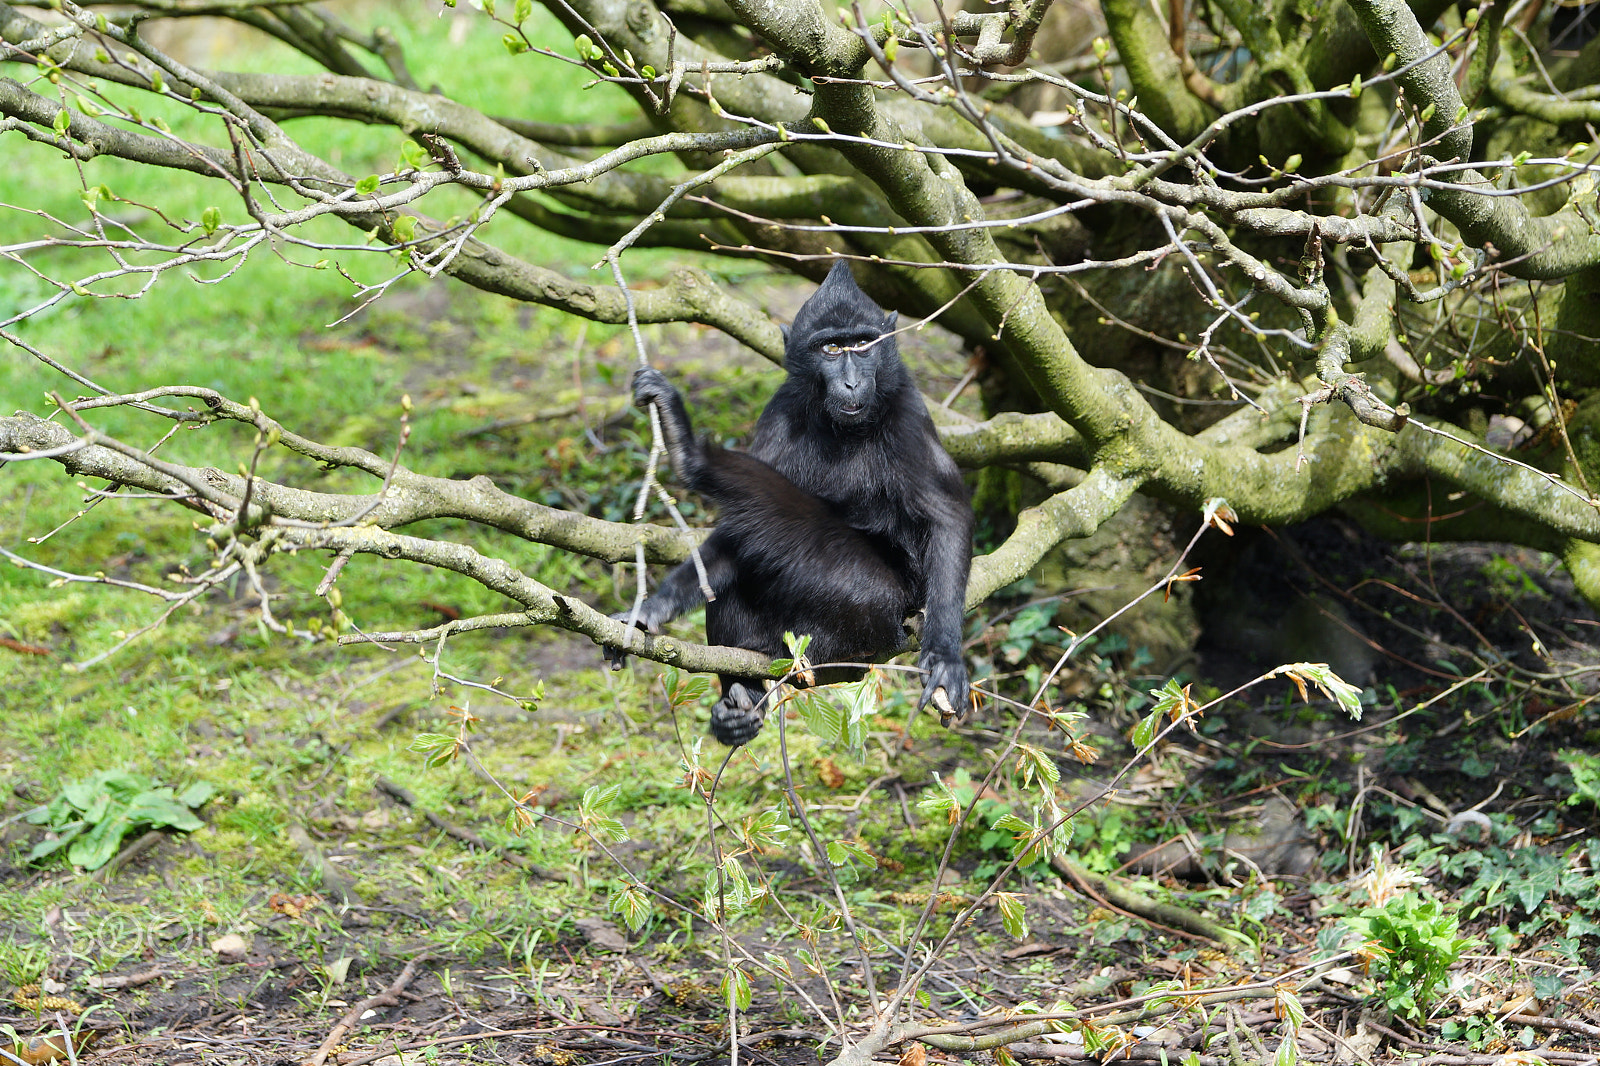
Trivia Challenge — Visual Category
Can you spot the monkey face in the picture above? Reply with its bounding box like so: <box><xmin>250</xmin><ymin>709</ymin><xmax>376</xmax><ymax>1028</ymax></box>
<box><xmin>785</xmin><ymin>261</ymin><xmax>901</xmax><ymax>427</ymax></box>
<box><xmin>816</xmin><ymin>333</ymin><xmax>889</xmax><ymax>424</ymax></box>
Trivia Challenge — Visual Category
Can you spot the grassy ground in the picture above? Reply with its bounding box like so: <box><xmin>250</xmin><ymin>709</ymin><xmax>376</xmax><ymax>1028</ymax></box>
<box><xmin>3</xmin><ymin>5</ymin><xmax>1600</xmax><ymax>1066</ymax></box>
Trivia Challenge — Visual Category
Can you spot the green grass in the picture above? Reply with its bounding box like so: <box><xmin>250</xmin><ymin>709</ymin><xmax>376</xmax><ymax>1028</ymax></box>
<box><xmin>0</xmin><ymin>3</ymin><xmax>785</xmax><ymax>958</ymax></box>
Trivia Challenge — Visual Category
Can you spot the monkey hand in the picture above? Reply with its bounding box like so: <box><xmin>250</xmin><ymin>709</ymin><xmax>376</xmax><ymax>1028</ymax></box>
<box><xmin>603</xmin><ymin>612</ymin><xmax>653</xmax><ymax>671</ymax></box>
<box><xmin>631</xmin><ymin>366</ymin><xmax>678</xmax><ymax>411</ymax></box>
<box><xmin>918</xmin><ymin>653</ymin><xmax>971</xmax><ymax>728</ymax></box>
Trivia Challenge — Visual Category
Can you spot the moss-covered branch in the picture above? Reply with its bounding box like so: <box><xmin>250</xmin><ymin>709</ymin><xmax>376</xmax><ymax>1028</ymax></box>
<box><xmin>1348</xmin><ymin>0</ymin><xmax>1600</xmax><ymax>279</ymax></box>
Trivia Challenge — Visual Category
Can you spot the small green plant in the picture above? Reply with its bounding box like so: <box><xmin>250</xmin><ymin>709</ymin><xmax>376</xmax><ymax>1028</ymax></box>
<box><xmin>0</xmin><ymin>940</ymin><xmax>46</xmax><ymax>987</ymax></box>
<box><xmin>26</xmin><ymin>770</ymin><xmax>214</xmax><ymax>871</ymax></box>
<box><xmin>1439</xmin><ymin>1014</ymin><xmax>1501</xmax><ymax>1050</ymax></box>
<box><xmin>1558</xmin><ymin>750</ymin><xmax>1600</xmax><ymax>809</ymax></box>
<box><xmin>1348</xmin><ymin>894</ymin><xmax>1471</xmax><ymax>1021</ymax></box>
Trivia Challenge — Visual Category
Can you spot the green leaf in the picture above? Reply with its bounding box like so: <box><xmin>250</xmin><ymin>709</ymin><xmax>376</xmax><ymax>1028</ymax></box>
<box><xmin>795</xmin><ymin>689</ymin><xmax>845</xmax><ymax>745</ymax></box>
<box><xmin>721</xmin><ymin>966</ymin><xmax>752</xmax><ymax>1011</ymax></box>
<box><xmin>513</xmin><ymin>0</ymin><xmax>533</xmax><ymax>22</ymax></box>
<box><xmin>123</xmin><ymin>791</ymin><xmax>203</xmax><ymax>832</ymax></box>
<box><xmin>354</xmin><ymin>174</ymin><xmax>381</xmax><ymax>196</ymax></box>
<box><xmin>27</xmin><ymin>823</ymin><xmax>85</xmax><ymax>863</ymax></box>
<box><xmin>916</xmin><ymin>773</ymin><xmax>958</xmax><ymax>817</ymax></box>
<box><xmin>408</xmin><ymin>733</ymin><xmax>460</xmax><ymax>767</ymax></box>
<box><xmin>1014</xmin><ymin>744</ymin><xmax>1060</xmax><ymax>789</ymax></box>
<box><xmin>400</xmin><ymin>140</ymin><xmax>428</xmax><ymax>170</ymax></box>
<box><xmin>392</xmin><ymin>215</ymin><xmax>417</xmax><ymax>243</ymax></box>
<box><xmin>587</xmin><ymin>815</ymin><xmax>627</xmax><ymax>844</ymax></box>
<box><xmin>1275</xmin><ymin>987</ymin><xmax>1307</xmax><ymax>1031</ymax></box>
<box><xmin>1511</xmin><ymin>853</ymin><xmax>1563</xmax><ymax>913</ymax></box>
<box><xmin>201</xmin><ymin>206</ymin><xmax>221</xmax><ymax>236</ymax></box>
<box><xmin>1131</xmin><ymin>705</ymin><xmax>1162</xmax><ymax>749</ymax></box>
<box><xmin>836</xmin><ymin>677</ymin><xmax>879</xmax><ymax>728</ymax></box>
<box><xmin>178</xmin><ymin>782</ymin><xmax>215</xmax><ymax>808</ymax></box>
<box><xmin>575</xmin><ymin>33</ymin><xmax>595</xmax><ymax>60</ymax></box>
<box><xmin>1274</xmin><ymin>663</ymin><xmax>1364</xmax><ymax>719</ymax></box>
<box><xmin>63</xmin><ymin>781</ymin><xmax>101</xmax><ymax>812</ymax></box>
<box><xmin>742</xmin><ymin>809</ymin><xmax>790</xmax><ymax>852</ymax></box>
<box><xmin>663</xmin><ymin>666</ymin><xmax>711</xmax><ymax>708</ymax></box>
<box><xmin>100</xmin><ymin>770</ymin><xmax>150</xmax><ymax>797</ymax></box>
<box><xmin>581</xmin><ymin>782</ymin><xmax>622</xmax><ymax>815</ymax></box>
<box><xmin>608</xmin><ymin>882</ymin><xmax>651</xmax><ymax>931</ymax></box>
<box><xmin>503</xmin><ymin>34</ymin><xmax>529</xmax><ymax>55</ymax></box>
<box><xmin>69</xmin><ymin>814</ymin><xmax>131</xmax><ymax>870</ymax></box>
<box><xmin>826</xmin><ymin>838</ymin><xmax>877</xmax><ymax>869</ymax></box>
<box><xmin>51</xmin><ymin>109</ymin><xmax>70</xmax><ymax>136</ymax></box>
<box><xmin>996</xmin><ymin>893</ymin><xmax>1028</xmax><ymax>939</ymax></box>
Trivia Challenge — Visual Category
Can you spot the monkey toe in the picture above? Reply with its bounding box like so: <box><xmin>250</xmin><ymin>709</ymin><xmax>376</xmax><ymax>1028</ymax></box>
<box><xmin>710</xmin><ymin>683</ymin><xmax>767</xmax><ymax>746</ymax></box>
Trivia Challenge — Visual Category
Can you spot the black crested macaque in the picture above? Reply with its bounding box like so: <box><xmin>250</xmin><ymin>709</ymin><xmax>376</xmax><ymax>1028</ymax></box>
<box><xmin>608</xmin><ymin>262</ymin><xmax>974</xmax><ymax>746</ymax></box>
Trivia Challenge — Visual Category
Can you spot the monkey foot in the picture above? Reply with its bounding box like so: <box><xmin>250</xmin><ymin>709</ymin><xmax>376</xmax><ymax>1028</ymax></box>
<box><xmin>710</xmin><ymin>682</ymin><xmax>767</xmax><ymax>746</ymax></box>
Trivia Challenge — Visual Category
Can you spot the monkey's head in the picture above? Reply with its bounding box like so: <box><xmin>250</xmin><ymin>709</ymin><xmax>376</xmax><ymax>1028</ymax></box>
<box><xmin>782</xmin><ymin>262</ymin><xmax>903</xmax><ymax>428</ymax></box>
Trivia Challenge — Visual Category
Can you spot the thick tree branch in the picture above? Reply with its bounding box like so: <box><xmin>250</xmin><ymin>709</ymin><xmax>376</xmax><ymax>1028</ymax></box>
<box><xmin>0</xmin><ymin>410</ymin><xmax>697</xmax><ymax>564</ymax></box>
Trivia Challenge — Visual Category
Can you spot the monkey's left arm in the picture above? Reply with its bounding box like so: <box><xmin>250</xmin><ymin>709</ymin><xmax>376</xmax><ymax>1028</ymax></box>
<box><xmin>917</xmin><ymin>490</ymin><xmax>974</xmax><ymax>724</ymax></box>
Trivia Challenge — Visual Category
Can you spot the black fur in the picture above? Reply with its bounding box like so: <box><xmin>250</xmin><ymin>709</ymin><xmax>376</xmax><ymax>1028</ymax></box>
<box><xmin>608</xmin><ymin>262</ymin><xmax>974</xmax><ymax>746</ymax></box>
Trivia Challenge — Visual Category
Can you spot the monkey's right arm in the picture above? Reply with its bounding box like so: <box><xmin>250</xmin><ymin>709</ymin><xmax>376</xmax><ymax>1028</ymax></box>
<box><xmin>631</xmin><ymin>367</ymin><xmax>711</xmax><ymax>490</ymax></box>
<box><xmin>605</xmin><ymin>369</ymin><xmax>731</xmax><ymax>670</ymax></box>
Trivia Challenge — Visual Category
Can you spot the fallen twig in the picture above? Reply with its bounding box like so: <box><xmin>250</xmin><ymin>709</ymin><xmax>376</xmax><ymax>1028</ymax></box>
<box><xmin>0</xmin><ymin>637</ymin><xmax>48</xmax><ymax>656</ymax></box>
<box><xmin>1503</xmin><ymin>1013</ymin><xmax>1600</xmax><ymax>1039</ymax></box>
<box><xmin>86</xmin><ymin>967</ymin><xmax>164</xmax><ymax>991</ymax></box>
<box><xmin>1007</xmin><ymin>1045</ymin><xmax>1223</xmax><ymax>1064</ymax></box>
<box><xmin>305</xmin><ymin>954</ymin><xmax>426</xmax><ymax>1066</ymax></box>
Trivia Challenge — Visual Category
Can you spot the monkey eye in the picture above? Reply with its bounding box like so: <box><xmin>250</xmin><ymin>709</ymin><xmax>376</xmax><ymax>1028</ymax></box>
<box><xmin>821</xmin><ymin>343</ymin><xmax>843</xmax><ymax>356</ymax></box>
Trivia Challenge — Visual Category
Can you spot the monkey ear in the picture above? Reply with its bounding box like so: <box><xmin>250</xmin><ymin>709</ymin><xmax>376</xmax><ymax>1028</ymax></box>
<box><xmin>780</xmin><ymin>323</ymin><xmax>790</xmax><ymax>342</ymax></box>
<box><xmin>883</xmin><ymin>311</ymin><xmax>897</xmax><ymax>333</ymax></box>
